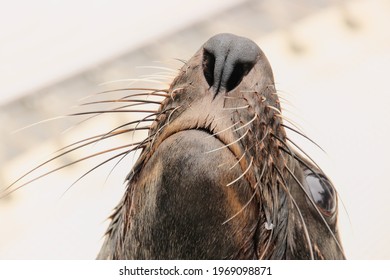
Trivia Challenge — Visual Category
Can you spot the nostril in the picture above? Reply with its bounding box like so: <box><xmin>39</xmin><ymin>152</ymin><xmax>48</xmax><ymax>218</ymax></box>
<box><xmin>226</xmin><ymin>62</ymin><xmax>254</xmax><ymax>92</ymax></box>
<box><xmin>202</xmin><ymin>50</ymin><xmax>215</xmax><ymax>88</ymax></box>
<box><xmin>203</xmin><ymin>49</ymin><xmax>255</xmax><ymax>93</ymax></box>
<box><xmin>203</xmin><ymin>34</ymin><xmax>261</xmax><ymax>95</ymax></box>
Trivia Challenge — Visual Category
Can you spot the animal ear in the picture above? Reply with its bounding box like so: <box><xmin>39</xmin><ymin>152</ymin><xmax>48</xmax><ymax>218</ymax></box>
<box><xmin>302</xmin><ymin>167</ymin><xmax>337</xmax><ymax>218</ymax></box>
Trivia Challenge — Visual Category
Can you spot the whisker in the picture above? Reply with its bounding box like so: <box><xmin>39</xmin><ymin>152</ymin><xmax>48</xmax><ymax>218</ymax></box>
<box><xmin>166</xmin><ymin>106</ymin><xmax>181</xmax><ymax>124</ymax></box>
<box><xmin>275</xmin><ymin>94</ymin><xmax>289</xmax><ymax>102</ymax></box>
<box><xmin>61</xmin><ymin>100</ymin><xmax>160</xmax><ymax>135</ymax></box>
<box><xmin>270</xmin><ymin>133</ymin><xmax>295</xmax><ymax>161</ymax></box>
<box><xmin>256</xmin><ymin>159</ymin><xmax>268</xmax><ymax>183</ymax></box>
<box><xmin>69</xmin><ymin>109</ymin><xmax>158</xmax><ymax>116</ymax></box>
<box><xmin>169</xmin><ymin>87</ymin><xmax>184</xmax><ymax>101</ymax></box>
<box><xmin>257</xmin><ymin>129</ymin><xmax>270</xmax><ymax>145</ymax></box>
<box><xmin>285</xmin><ymin>137</ymin><xmax>324</xmax><ymax>173</ymax></box>
<box><xmin>279</xmin><ymin>145</ymin><xmax>348</xmax><ymax>222</ymax></box>
<box><xmin>135</xmin><ymin>65</ymin><xmax>178</xmax><ymax>73</ymax></box>
<box><xmin>90</xmin><ymin>86</ymin><xmax>164</xmax><ymax>105</ymax></box>
<box><xmin>229</xmin><ymin>149</ymin><xmax>247</xmax><ymax>170</ymax></box>
<box><xmin>61</xmin><ymin>114</ymin><xmax>101</xmax><ymax>135</ymax></box>
<box><xmin>218</xmin><ymin>147</ymin><xmax>247</xmax><ymax>169</ymax></box>
<box><xmin>233</xmin><ymin>115</ymin><xmax>257</xmax><ymax>132</ymax></box>
<box><xmin>266</xmin><ymin>105</ymin><xmax>282</xmax><ymax>115</ymax></box>
<box><xmin>97</xmin><ymin>88</ymin><xmax>168</xmax><ymax>95</ymax></box>
<box><xmin>100</xmin><ymin>113</ymin><xmax>157</xmax><ymax>142</ymax></box>
<box><xmin>276</xmin><ymin>114</ymin><xmax>304</xmax><ymax>132</ymax></box>
<box><xmin>60</xmin><ymin>147</ymin><xmax>140</xmax><ymax>198</ymax></box>
<box><xmin>229</xmin><ymin>130</ymin><xmax>268</xmax><ymax>173</ymax></box>
<box><xmin>140</xmin><ymin>74</ymin><xmax>175</xmax><ymax>80</ymax></box>
<box><xmin>280</xmin><ymin>147</ymin><xmax>321</xmax><ymax>180</ymax></box>
<box><xmin>257</xmin><ymin>184</ymin><xmax>274</xmax><ymax>259</ymax></box>
<box><xmin>76</xmin><ymin>139</ymin><xmax>152</xmax><ymax>201</ymax></box>
<box><xmin>7</xmin><ymin>109</ymin><xmax>165</xmax><ymax>191</ymax></box>
<box><xmin>226</xmin><ymin>157</ymin><xmax>253</xmax><ymax>186</ymax></box>
<box><xmin>222</xmin><ymin>184</ymin><xmax>258</xmax><ymax>225</ymax></box>
<box><xmin>273</xmin><ymin>164</ymin><xmax>314</xmax><ymax>260</ymax></box>
<box><xmin>58</xmin><ymin>123</ymin><xmax>151</xmax><ymax>153</ymax></box>
<box><xmin>129</xmin><ymin>132</ymin><xmax>159</xmax><ymax>169</ymax></box>
<box><xmin>205</xmin><ymin>121</ymin><xmax>240</xmax><ymax>139</ymax></box>
<box><xmin>11</xmin><ymin>116</ymin><xmax>67</xmax><ymax>134</ymax></box>
<box><xmin>282</xmin><ymin>124</ymin><xmax>325</xmax><ymax>153</ymax></box>
<box><xmin>98</xmin><ymin>78</ymin><xmax>168</xmax><ymax>86</ymax></box>
<box><xmin>79</xmin><ymin>99</ymin><xmax>162</xmax><ymax>106</ymax></box>
<box><xmin>102</xmin><ymin>125</ymin><xmax>167</xmax><ymax>186</ymax></box>
<box><xmin>119</xmin><ymin>92</ymin><xmax>169</xmax><ymax>100</ymax></box>
<box><xmin>4</xmin><ymin>129</ymin><xmax>145</xmax><ymax>193</ymax></box>
<box><xmin>205</xmin><ymin>129</ymin><xmax>249</xmax><ymax>154</ymax></box>
<box><xmin>259</xmin><ymin>227</ymin><xmax>274</xmax><ymax>260</ymax></box>
<box><xmin>131</xmin><ymin>111</ymin><xmax>170</xmax><ymax>145</ymax></box>
<box><xmin>70</xmin><ymin>103</ymin><xmax>159</xmax><ymax>126</ymax></box>
<box><xmin>271</xmin><ymin>132</ymin><xmax>304</xmax><ymax>176</ymax></box>
<box><xmin>223</xmin><ymin>105</ymin><xmax>250</xmax><ymax>110</ymax></box>
<box><xmin>149</xmin><ymin>122</ymin><xmax>169</xmax><ymax>149</ymax></box>
<box><xmin>173</xmin><ymin>58</ymin><xmax>187</xmax><ymax>65</ymax></box>
<box><xmin>223</xmin><ymin>95</ymin><xmax>246</xmax><ymax>100</ymax></box>
<box><xmin>285</xmin><ymin>165</ymin><xmax>346</xmax><ymax>259</ymax></box>
<box><xmin>133</xmin><ymin>107</ymin><xmax>178</xmax><ymax>161</ymax></box>
<box><xmin>1</xmin><ymin>142</ymin><xmax>144</xmax><ymax>199</ymax></box>
<box><xmin>103</xmin><ymin>152</ymin><xmax>130</xmax><ymax>186</ymax></box>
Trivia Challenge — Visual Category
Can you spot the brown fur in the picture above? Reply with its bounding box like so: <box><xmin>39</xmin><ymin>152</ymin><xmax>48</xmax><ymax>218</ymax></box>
<box><xmin>97</xmin><ymin>34</ymin><xmax>345</xmax><ymax>259</ymax></box>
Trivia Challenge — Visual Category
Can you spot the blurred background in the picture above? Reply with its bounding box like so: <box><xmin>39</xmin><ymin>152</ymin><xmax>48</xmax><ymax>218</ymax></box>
<box><xmin>0</xmin><ymin>0</ymin><xmax>389</xmax><ymax>259</ymax></box>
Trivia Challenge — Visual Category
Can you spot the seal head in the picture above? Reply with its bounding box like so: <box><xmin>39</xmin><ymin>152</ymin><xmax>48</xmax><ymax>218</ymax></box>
<box><xmin>97</xmin><ymin>33</ymin><xmax>345</xmax><ymax>260</ymax></box>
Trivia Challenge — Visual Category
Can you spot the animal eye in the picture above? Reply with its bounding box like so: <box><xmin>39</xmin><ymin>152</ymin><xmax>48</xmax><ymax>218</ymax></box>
<box><xmin>305</xmin><ymin>173</ymin><xmax>337</xmax><ymax>217</ymax></box>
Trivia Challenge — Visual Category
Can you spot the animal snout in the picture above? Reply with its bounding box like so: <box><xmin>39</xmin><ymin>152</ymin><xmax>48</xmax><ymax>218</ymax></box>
<box><xmin>202</xmin><ymin>33</ymin><xmax>260</xmax><ymax>95</ymax></box>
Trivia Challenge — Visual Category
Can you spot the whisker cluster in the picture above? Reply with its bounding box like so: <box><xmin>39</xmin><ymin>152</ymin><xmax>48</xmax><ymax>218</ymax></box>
<box><xmin>1</xmin><ymin>87</ymin><xmax>170</xmax><ymax>199</ymax></box>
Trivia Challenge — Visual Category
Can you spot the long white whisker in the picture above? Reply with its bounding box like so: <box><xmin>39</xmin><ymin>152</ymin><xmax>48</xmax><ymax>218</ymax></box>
<box><xmin>233</xmin><ymin>115</ymin><xmax>257</xmax><ymax>132</ymax></box>
<box><xmin>136</xmin><ymin>66</ymin><xmax>178</xmax><ymax>73</ymax></box>
<box><xmin>273</xmin><ymin>165</ymin><xmax>314</xmax><ymax>260</ymax></box>
<box><xmin>226</xmin><ymin>157</ymin><xmax>253</xmax><ymax>186</ymax></box>
<box><xmin>229</xmin><ymin>150</ymin><xmax>247</xmax><ymax>170</ymax></box>
<box><xmin>223</xmin><ymin>105</ymin><xmax>250</xmax><ymax>110</ymax></box>
<box><xmin>267</xmin><ymin>105</ymin><xmax>282</xmax><ymax>115</ymax></box>
<box><xmin>205</xmin><ymin>129</ymin><xmax>249</xmax><ymax>154</ymax></box>
<box><xmin>205</xmin><ymin>121</ymin><xmax>240</xmax><ymax>139</ymax></box>
<box><xmin>98</xmin><ymin>78</ymin><xmax>167</xmax><ymax>87</ymax></box>
<box><xmin>222</xmin><ymin>184</ymin><xmax>258</xmax><ymax>225</ymax></box>
<box><xmin>11</xmin><ymin>116</ymin><xmax>67</xmax><ymax>134</ymax></box>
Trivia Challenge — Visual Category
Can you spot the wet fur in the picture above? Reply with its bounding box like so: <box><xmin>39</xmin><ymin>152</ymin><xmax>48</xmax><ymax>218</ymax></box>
<box><xmin>5</xmin><ymin>34</ymin><xmax>345</xmax><ymax>260</ymax></box>
<box><xmin>97</xmin><ymin>34</ymin><xmax>345</xmax><ymax>259</ymax></box>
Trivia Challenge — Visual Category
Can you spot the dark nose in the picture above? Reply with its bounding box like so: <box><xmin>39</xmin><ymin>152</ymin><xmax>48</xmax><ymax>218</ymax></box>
<box><xmin>202</xmin><ymin>33</ymin><xmax>260</xmax><ymax>95</ymax></box>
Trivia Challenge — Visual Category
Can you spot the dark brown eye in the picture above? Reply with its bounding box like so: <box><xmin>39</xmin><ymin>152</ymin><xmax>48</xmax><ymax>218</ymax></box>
<box><xmin>305</xmin><ymin>173</ymin><xmax>337</xmax><ymax>217</ymax></box>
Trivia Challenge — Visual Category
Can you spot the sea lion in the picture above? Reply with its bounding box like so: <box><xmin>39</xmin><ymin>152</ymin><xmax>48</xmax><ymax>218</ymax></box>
<box><xmin>96</xmin><ymin>33</ymin><xmax>345</xmax><ymax>260</ymax></box>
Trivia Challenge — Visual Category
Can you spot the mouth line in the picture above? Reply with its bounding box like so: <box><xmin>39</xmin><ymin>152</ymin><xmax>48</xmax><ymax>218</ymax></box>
<box><xmin>156</xmin><ymin>126</ymin><xmax>238</xmax><ymax>160</ymax></box>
